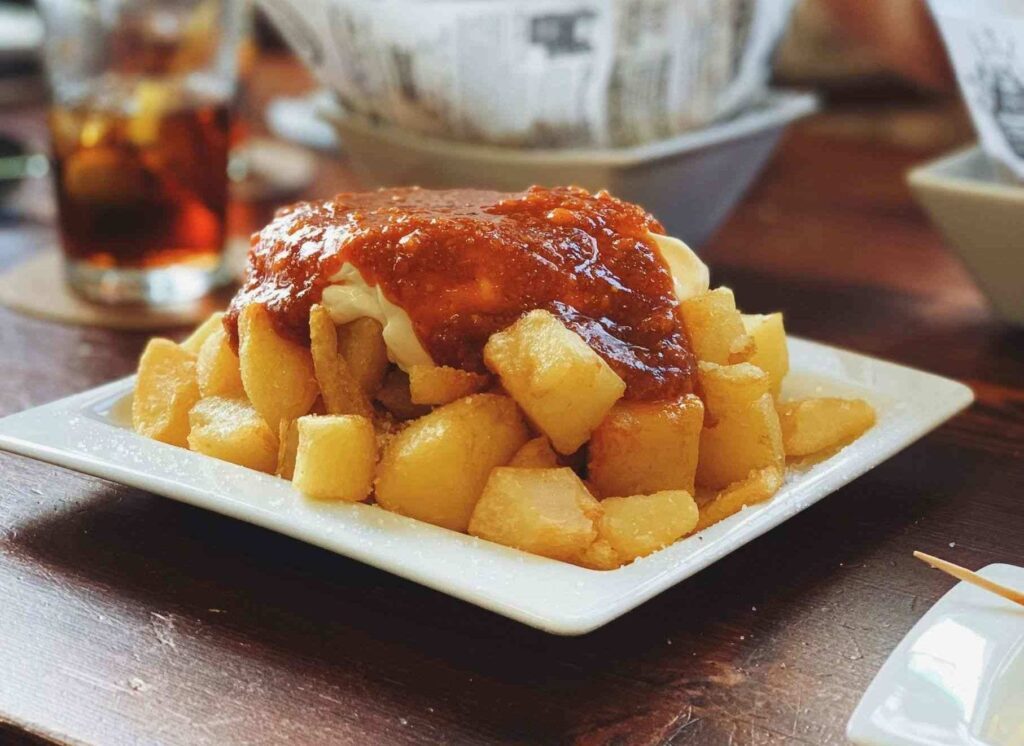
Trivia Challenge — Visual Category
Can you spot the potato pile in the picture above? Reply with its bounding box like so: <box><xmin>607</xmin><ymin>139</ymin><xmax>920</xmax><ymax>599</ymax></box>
<box><xmin>132</xmin><ymin>287</ymin><xmax>876</xmax><ymax>570</ymax></box>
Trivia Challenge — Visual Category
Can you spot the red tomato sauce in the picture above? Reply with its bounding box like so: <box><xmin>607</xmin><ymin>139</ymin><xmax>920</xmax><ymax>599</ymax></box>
<box><xmin>225</xmin><ymin>186</ymin><xmax>696</xmax><ymax>400</ymax></box>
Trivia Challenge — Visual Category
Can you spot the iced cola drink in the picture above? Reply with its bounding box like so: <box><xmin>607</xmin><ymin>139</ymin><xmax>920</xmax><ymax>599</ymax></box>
<box><xmin>38</xmin><ymin>0</ymin><xmax>244</xmax><ymax>304</ymax></box>
<box><xmin>51</xmin><ymin>87</ymin><xmax>230</xmax><ymax>272</ymax></box>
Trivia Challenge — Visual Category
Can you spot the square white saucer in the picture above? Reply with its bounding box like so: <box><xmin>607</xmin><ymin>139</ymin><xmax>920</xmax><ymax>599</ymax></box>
<box><xmin>848</xmin><ymin>564</ymin><xmax>1024</xmax><ymax>746</ymax></box>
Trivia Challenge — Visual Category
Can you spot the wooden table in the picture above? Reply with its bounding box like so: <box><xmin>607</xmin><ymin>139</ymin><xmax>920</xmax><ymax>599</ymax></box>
<box><xmin>2</xmin><ymin>59</ymin><xmax>1021</xmax><ymax>745</ymax></box>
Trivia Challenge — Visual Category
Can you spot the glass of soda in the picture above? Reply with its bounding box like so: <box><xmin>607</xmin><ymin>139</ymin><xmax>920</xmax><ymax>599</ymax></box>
<box><xmin>37</xmin><ymin>0</ymin><xmax>245</xmax><ymax>305</ymax></box>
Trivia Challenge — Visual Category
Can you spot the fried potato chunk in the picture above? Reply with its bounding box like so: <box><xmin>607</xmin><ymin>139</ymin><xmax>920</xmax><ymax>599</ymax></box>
<box><xmin>597</xmin><ymin>490</ymin><xmax>699</xmax><ymax>563</ymax></box>
<box><xmin>132</xmin><ymin>338</ymin><xmax>201</xmax><ymax>447</ymax></box>
<box><xmin>695</xmin><ymin>466</ymin><xmax>783</xmax><ymax>532</ymax></box>
<box><xmin>508</xmin><ymin>437</ymin><xmax>559</xmax><ymax>468</ymax></box>
<box><xmin>276</xmin><ymin>419</ymin><xmax>299</xmax><ymax>480</ymax></box>
<box><xmin>696</xmin><ymin>362</ymin><xmax>784</xmax><ymax>489</ymax></box>
<box><xmin>309</xmin><ymin>305</ymin><xmax>373</xmax><ymax>417</ymax></box>
<box><xmin>337</xmin><ymin>317</ymin><xmax>389</xmax><ymax>396</ymax></box>
<box><xmin>238</xmin><ymin>303</ymin><xmax>319</xmax><ymax>431</ymax></box>
<box><xmin>196</xmin><ymin>326</ymin><xmax>245</xmax><ymax>399</ymax></box>
<box><xmin>778</xmin><ymin>397</ymin><xmax>876</xmax><ymax>457</ymax></box>
<box><xmin>700</xmin><ymin>360</ymin><xmax>771</xmax><ymax>413</ymax></box>
<box><xmin>483</xmin><ymin>309</ymin><xmax>626</xmax><ymax>454</ymax></box>
<box><xmin>409</xmin><ymin>364</ymin><xmax>490</xmax><ymax>405</ymax></box>
<box><xmin>179</xmin><ymin>312</ymin><xmax>225</xmax><ymax>355</ymax></box>
<box><xmin>468</xmin><ymin>467</ymin><xmax>600</xmax><ymax>562</ymax></box>
<box><xmin>575</xmin><ymin>538</ymin><xmax>622</xmax><ymax>571</ymax></box>
<box><xmin>293</xmin><ymin>415</ymin><xmax>377</xmax><ymax>502</ymax></box>
<box><xmin>588</xmin><ymin>394</ymin><xmax>704</xmax><ymax>497</ymax></box>
<box><xmin>680</xmin><ymin>287</ymin><xmax>754</xmax><ymax>365</ymax></box>
<box><xmin>375</xmin><ymin>394</ymin><xmax>529</xmax><ymax>531</ymax></box>
<box><xmin>375</xmin><ymin>368</ymin><xmax>431</xmax><ymax>420</ymax></box>
<box><xmin>187</xmin><ymin>396</ymin><xmax>278</xmax><ymax>473</ymax></box>
<box><xmin>742</xmin><ymin>312</ymin><xmax>789</xmax><ymax>396</ymax></box>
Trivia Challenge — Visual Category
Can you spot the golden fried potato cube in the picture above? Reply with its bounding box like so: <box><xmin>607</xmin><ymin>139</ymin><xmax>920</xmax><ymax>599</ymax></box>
<box><xmin>132</xmin><ymin>338</ymin><xmax>201</xmax><ymax>447</ymax></box>
<box><xmin>778</xmin><ymin>397</ymin><xmax>876</xmax><ymax>457</ymax></box>
<box><xmin>337</xmin><ymin>317</ymin><xmax>389</xmax><ymax>396</ymax></box>
<box><xmin>699</xmin><ymin>361</ymin><xmax>772</xmax><ymax>415</ymax></box>
<box><xmin>293</xmin><ymin>415</ymin><xmax>377</xmax><ymax>502</ymax></box>
<box><xmin>238</xmin><ymin>303</ymin><xmax>319</xmax><ymax>431</ymax></box>
<box><xmin>742</xmin><ymin>312</ymin><xmax>789</xmax><ymax>396</ymax></box>
<box><xmin>196</xmin><ymin>326</ymin><xmax>245</xmax><ymax>399</ymax></box>
<box><xmin>597</xmin><ymin>490</ymin><xmax>699</xmax><ymax>563</ymax></box>
<box><xmin>409</xmin><ymin>364</ymin><xmax>491</xmax><ymax>405</ymax></box>
<box><xmin>375</xmin><ymin>394</ymin><xmax>529</xmax><ymax>531</ymax></box>
<box><xmin>574</xmin><ymin>538</ymin><xmax>622</xmax><ymax>571</ymax></box>
<box><xmin>509</xmin><ymin>436</ymin><xmax>559</xmax><ymax>468</ymax></box>
<box><xmin>468</xmin><ymin>467</ymin><xmax>600</xmax><ymax>562</ymax></box>
<box><xmin>680</xmin><ymin>287</ymin><xmax>754</xmax><ymax>364</ymax></box>
<box><xmin>309</xmin><ymin>305</ymin><xmax>373</xmax><ymax>417</ymax></box>
<box><xmin>187</xmin><ymin>396</ymin><xmax>279</xmax><ymax>473</ymax></box>
<box><xmin>375</xmin><ymin>368</ymin><xmax>431</xmax><ymax>420</ymax></box>
<box><xmin>588</xmin><ymin>394</ymin><xmax>704</xmax><ymax>497</ymax></box>
<box><xmin>276</xmin><ymin>419</ymin><xmax>299</xmax><ymax>480</ymax></box>
<box><xmin>483</xmin><ymin>309</ymin><xmax>625</xmax><ymax>454</ymax></box>
<box><xmin>695</xmin><ymin>466</ymin><xmax>783</xmax><ymax>532</ymax></box>
<box><xmin>179</xmin><ymin>312</ymin><xmax>225</xmax><ymax>355</ymax></box>
<box><xmin>696</xmin><ymin>362</ymin><xmax>784</xmax><ymax>489</ymax></box>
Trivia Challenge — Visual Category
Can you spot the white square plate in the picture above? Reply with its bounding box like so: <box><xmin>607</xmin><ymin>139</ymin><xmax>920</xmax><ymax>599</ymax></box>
<box><xmin>0</xmin><ymin>337</ymin><xmax>973</xmax><ymax>635</ymax></box>
<box><xmin>847</xmin><ymin>564</ymin><xmax>1024</xmax><ymax>746</ymax></box>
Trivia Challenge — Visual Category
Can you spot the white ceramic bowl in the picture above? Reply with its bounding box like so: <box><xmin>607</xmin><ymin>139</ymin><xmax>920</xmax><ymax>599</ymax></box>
<box><xmin>909</xmin><ymin>145</ymin><xmax>1024</xmax><ymax>326</ymax></box>
<box><xmin>324</xmin><ymin>90</ymin><xmax>817</xmax><ymax>246</ymax></box>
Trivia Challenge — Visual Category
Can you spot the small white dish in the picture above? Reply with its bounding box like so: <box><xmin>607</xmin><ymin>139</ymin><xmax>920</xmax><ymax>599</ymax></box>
<box><xmin>847</xmin><ymin>564</ymin><xmax>1024</xmax><ymax>746</ymax></box>
<box><xmin>909</xmin><ymin>145</ymin><xmax>1024</xmax><ymax>326</ymax></box>
<box><xmin>0</xmin><ymin>338</ymin><xmax>971</xmax><ymax>635</ymax></box>
<box><xmin>324</xmin><ymin>90</ymin><xmax>818</xmax><ymax>246</ymax></box>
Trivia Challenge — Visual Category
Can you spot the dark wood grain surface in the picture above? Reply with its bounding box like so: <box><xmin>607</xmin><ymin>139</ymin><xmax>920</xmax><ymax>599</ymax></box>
<box><xmin>1</xmin><ymin>58</ymin><xmax>1021</xmax><ymax>746</ymax></box>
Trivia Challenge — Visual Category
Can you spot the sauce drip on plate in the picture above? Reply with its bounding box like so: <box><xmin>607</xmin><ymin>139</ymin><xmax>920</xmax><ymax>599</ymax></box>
<box><xmin>225</xmin><ymin>186</ymin><xmax>696</xmax><ymax>400</ymax></box>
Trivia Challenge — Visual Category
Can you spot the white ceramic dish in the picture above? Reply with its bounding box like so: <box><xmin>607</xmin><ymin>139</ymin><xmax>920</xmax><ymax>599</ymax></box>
<box><xmin>847</xmin><ymin>564</ymin><xmax>1024</xmax><ymax>746</ymax></box>
<box><xmin>909</xmin><ymin>145</ymin><xmax>1024</xmax><ymax>326</ymax></box>
<box><xmin>0</xmin><ymin>337</ymin><xmax>971</xmax><ymax>635</ymax></box>
<box><xmin>324</xmin><ymin>90</ymin><xmax>818</xmax><ymax>246</ymax></box>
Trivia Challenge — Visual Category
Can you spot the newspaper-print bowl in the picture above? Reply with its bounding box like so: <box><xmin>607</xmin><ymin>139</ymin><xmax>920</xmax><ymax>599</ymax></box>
<box><xmin>322</xmin><ymin>90</ymin><xmax>817</xmax><ymax>246</ymax></box>
<box><xmin>259</xmin><ymin>0</ymin><xmax>796</xmax><ymax>148</ymax></box>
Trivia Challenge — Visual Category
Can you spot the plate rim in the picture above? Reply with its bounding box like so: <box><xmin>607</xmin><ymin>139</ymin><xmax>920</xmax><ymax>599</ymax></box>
<box><xmin>0</xmin><ymin>337</ymin><xmax>974</xmax><ymax>635</ymax></box>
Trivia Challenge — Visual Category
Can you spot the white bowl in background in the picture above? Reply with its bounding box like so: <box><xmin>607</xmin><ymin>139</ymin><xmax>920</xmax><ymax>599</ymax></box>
<box><xmin>909</xmin><ymin>146</ymin><xmax>1024</xmax><ymax>326</ymax></box>
<box><xmin>323</xmin><ymin>90</ymin><xmax>817</xmax><ymax>246</ymax></box>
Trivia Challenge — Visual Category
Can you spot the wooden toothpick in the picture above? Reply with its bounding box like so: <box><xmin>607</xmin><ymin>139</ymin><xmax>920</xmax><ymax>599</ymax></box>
<box><xmin>914</xmin><ymin>551</ymin><xmax>1024</xmax><ymax>607</ymax></box>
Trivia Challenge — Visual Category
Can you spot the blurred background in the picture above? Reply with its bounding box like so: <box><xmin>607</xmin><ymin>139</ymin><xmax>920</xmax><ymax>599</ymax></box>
<box><xmin>0</xmin><ymin>0</ymin><xmax>1001</xmax><ymax>324</ymax></box>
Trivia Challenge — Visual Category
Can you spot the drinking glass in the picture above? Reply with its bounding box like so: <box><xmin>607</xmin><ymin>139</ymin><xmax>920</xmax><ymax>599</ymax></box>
<box><xmin>37</xmin><ymin>0</ymin><xmax>246</xmax><ymax>305</ymax></box>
